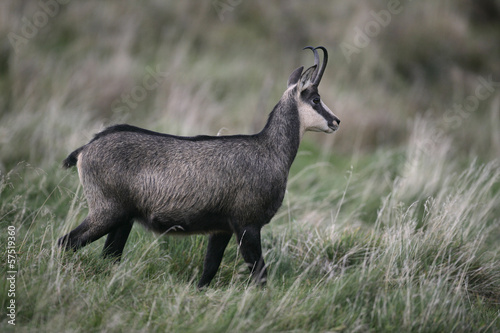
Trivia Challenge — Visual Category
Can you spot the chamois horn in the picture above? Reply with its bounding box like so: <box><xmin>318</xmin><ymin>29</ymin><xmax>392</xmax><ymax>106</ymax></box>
<box><xmin>303</xmin><ymin>46</ymin><xmax>328</xmax><ymax>86</ymax></box>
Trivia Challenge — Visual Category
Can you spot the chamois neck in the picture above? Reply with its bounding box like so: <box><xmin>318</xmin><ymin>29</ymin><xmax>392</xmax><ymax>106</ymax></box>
<box><xmin>259</xmin><ymin>93</ymin><xmax>301</xmax><ymax>170</ymax></box>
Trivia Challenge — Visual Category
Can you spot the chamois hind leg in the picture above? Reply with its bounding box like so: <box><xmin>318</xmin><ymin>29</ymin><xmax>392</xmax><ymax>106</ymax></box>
<box><xmin>102</xmin><ymin>220</ymin><xmax>134</xmax><ymax>260</ymax></box>
<box><xmin>235</xmin><ymin>225</ymin><xmax>267</xmax><ymax>285</ymax></box>
<box><xmin>58</xmin><ymin>212</ymin><xmax>125</xmax><ymax>253</ymax></box>
<box><xmin>198</xmin><ymin>232</ymin><xmax>232</xmax><ymax>289</ymax></box>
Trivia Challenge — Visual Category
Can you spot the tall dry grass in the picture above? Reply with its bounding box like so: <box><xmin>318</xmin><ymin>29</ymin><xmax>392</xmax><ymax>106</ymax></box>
<box><xmin>1</xmin><ymin>1</ymin><xmax>499</xmax><ymax>331</ymax></box>
<box><xmin>1</xmin><ymin>0</ymin><xmax>499</xmax><ymax>171</ymax></box>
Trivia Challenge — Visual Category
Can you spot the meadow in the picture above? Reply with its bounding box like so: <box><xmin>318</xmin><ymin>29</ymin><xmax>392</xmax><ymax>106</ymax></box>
<box><xmin>1</xmin><ymin>0</ymin><xmax>499</xmax><ymax>332</ymax></box>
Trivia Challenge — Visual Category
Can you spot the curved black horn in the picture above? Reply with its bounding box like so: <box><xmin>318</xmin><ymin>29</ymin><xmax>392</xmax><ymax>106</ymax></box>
<box><xmin>312</xmin><ymin>46</ymin><xmax>328</xmax><ymax>86</ymax></box>
<box><xmin>303</xmin><ymin>46</ymin><xmax>320</xmax><ymax>67</ymax></box>
<box><xmin>303</xmin><ymin>46</ymin><xmax>320</xmax><ymax>78</ymax></box>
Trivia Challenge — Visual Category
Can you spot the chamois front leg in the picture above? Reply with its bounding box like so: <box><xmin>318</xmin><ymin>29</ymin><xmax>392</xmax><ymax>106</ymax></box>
<box><xmin>235</xmin><ymin>225</ymin><xmax>267</xmax><ymax>285</ymax></box>
<box><xmin>198</xmin><ymin>232</ymin><xmax>232</xmax><ymax>288</ymax></box>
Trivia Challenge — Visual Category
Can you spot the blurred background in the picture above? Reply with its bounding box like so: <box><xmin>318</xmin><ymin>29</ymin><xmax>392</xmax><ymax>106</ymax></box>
<box><xmin>0</xmin><ymin>0</ymin><xmax>499</xmax><ymax>172</ymax></box>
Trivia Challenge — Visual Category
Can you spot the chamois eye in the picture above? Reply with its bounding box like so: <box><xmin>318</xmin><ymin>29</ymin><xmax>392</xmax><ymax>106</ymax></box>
<box><xmin>313</xmin><ymin>97</ymin><xmax>321</xmax><ymax>105</ymax></box>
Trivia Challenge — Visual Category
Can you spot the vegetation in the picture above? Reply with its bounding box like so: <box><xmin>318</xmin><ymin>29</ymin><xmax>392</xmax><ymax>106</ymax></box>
<box><xmin>1</xmin><ymin>0</ymin><xmax>499</xmax><ymax>332</ymax></box>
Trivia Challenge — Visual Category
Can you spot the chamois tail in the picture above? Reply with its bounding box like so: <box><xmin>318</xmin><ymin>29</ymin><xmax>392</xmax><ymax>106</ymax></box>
<box><xmin>62</xmin><ymin>147</ymin><xmax>84</xmax><ymax>169</ymax></box>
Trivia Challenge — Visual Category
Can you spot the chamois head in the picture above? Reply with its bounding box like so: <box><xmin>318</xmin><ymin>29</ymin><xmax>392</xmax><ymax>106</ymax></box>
<box><xmin>287</xmin><ymin>46</ymin><xmax>340</xmax><ymax>137</ymax></box>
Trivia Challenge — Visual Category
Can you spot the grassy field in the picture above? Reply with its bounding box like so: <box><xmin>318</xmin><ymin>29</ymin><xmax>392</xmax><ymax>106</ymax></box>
<box><xmin>1</xmin><ymin>0</ymin><xmax>500</xmax><ymax>332</ymax></box>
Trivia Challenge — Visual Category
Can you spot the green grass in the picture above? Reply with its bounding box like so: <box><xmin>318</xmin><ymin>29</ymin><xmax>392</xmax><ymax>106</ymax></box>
<box><xmin>1</xmin><ymin>0</ymin><xmax>500</xmax><ymax>331</ymax></box>
<box><xmin>1</xmin><ymin>136</ymin><xmax>499</xmax><ymax>332</ymax></box>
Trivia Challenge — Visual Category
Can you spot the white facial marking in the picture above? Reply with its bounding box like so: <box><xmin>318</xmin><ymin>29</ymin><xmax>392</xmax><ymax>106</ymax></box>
<box><xmin>297</xmin><ymin>96</ymin><xmax>338</xmax><ymax>138</ymax></box>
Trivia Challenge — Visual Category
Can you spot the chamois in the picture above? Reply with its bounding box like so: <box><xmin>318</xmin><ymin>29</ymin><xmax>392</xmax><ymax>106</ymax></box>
<box><xmin>58</xmin><ymin>46</ymin><xmax>340</xmax><ymax>288</ymax></box>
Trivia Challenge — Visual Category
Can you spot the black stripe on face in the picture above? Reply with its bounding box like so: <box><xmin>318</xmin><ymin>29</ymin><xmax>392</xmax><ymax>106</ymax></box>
<box><xmin>301</xmin><ymin>89</ymin><xmax>332</xmax><ymax>120</ymax></box>
<box><xmin>300</xmin><ymin>87</ymin><xmax>340</xmax><ymax>129</ymax></box>
<box><xmin>315</xmin><ymin>102</ymin><xmax>334</xmax><ymax>122</ymax></box>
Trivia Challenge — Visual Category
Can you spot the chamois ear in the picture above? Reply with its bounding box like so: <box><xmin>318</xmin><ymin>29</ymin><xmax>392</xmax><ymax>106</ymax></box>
<box><xmin>297</xmin><ymin>65</ymin><xmax>317</xmax><ymax>91</ymax></box>
<box><xmin>287</xmin><ymin>66</ymin><xmax>304</xmax><ymax>88</ymax></box>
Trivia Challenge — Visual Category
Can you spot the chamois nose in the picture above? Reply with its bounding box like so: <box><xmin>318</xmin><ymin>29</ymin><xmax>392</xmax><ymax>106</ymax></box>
<box><xmin>328</xmin><ymin>117</ymin><xmax>340</xmax><ymax>132</ymax></box>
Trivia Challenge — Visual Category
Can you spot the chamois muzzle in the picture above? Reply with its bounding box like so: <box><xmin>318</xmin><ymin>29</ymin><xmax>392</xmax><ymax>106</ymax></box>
<box><xmin>329</xmin><ymin>117</ymin><xmax>341</xmax><ymax>132</ymax></box>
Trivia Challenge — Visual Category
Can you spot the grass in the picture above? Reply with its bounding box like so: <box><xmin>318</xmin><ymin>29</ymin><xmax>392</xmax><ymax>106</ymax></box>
<box><xmin>1</xmin><ymin>0</ymin><xmax>500</xmax><ymax>332</ymax></box>
<box><xmin>1</xmin><ymin>130</ymin><xmax>499</xmax><ymax>332</ymax></box>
